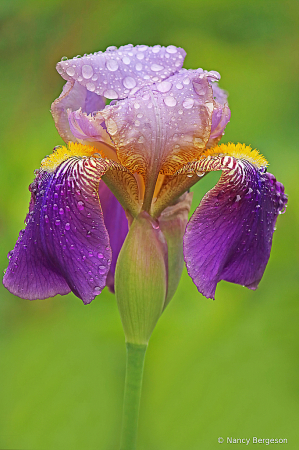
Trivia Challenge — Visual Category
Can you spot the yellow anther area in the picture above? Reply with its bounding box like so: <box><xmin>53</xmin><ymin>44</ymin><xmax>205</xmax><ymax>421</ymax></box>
<box><xmin>40</xmin><ymin>142</ymin><xmax>103</xmax><ymax>172</ymax></box>
<box><xmin>199</xmin><ymin>142</ymin><xmax>268</xmax><ymax>168</ymax></box>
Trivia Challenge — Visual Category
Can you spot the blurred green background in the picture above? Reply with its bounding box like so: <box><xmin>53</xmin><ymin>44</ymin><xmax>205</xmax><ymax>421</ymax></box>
<box><xmin>0</xmin><ymin>0</ymin><xmax>298</xmax><ymax>449</ymax></box>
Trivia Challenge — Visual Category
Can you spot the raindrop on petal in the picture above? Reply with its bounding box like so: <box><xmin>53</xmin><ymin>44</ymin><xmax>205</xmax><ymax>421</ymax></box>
<box><xmin>82</xmin><ymin>64</ymin><xmax>93</xmax><ymax>79</ymax></box>
<box><xmin>123</xmin><ymin>76</ymin><xmax>137</xmax><ymax>89</ymax></box>
<box><xmin>77</xmin><ymin>201</ymin><xmax>85</xmax><ymax>210</ymax></box>
<box><xmin>151</xmin><ymin>63</ymin><xmax>164</xmax><ymax>72</ymax></box>
<box><xmin>66</xmin><ymin>66</ymin><xmax>75</xmax><ymax>76</ymax></box>
<box><xmin>157</xmin><ymin>81</ymin><xmax>172</xmax><ymax>93</ymax></box>
<box><xmin>164</xmin><ymin>96</ymin><xmax>177</xmax><ymax>107</ymax></box>
<box><xmin>106</xmin><ymin>59</ymin><xmax>119</xmax><ymax>71</ymax></box>
<box><xmin>104</xmin><ymin>89</ymin><xmax>118</xmax><ymax>99</ymax></box>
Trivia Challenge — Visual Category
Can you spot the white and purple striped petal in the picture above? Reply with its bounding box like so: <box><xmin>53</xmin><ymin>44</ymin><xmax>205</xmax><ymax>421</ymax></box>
<box><xmin>183</xmin><ymin>154</ymin><xmax>287</xmax><ymax>299</ymax></box>
<box><xmin>3</xmin><ymin>157</ymin><xmax>112</xmax><ymax>304</ymax></box>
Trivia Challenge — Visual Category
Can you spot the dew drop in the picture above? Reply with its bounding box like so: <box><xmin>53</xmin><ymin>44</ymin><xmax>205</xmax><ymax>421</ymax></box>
<box><xmin>61</xmin><ymin>56</ymin><xmax>68</xmax><ymax>61</ymax></box>
<box><xmin>104</xmin><ymin>89</ymin><xmax>118</xmax><ymax>99</ymax></box>
<box><xmin>152</xmin><ymin>45</ymin><xmax>161</xmax><ymax>53</ymax></box>
<box><xmin>164</xmin><ymin>96</ymin><xmax>177</xmax><ymax>107</ymax></box>
<box><xmin>138</xmin><ymin>136</ymin><xmax>144</xmax><ymax>143</ymax></box>
<box><xmin>134</xmin><ymin>102</ymin><xmax>140</xmax><ymax>109</ymax></box>
<box><xmin>135</xmin><ymin>120</ymin><xmax>140</xmax><ymax>126</ymax></box>
<box><xmin>178</xmin><ymin>109</ymin><xmax>183</xmax><ymax>115</ymax></box>
<box><xmin>53</xmin><ymin>204</ymin><xmax>58</xmax><ymax>210</ymax></box>
<box><xmin>77</xmin><ymin>201</ymin><xmax>85</xmax><ymax>210</ymax></box>
<box><xmin>136</xmin><ymin>53</ymin><xmax>144</xmax><ymax>60</ymax></box>
<box><xmin>123</xmin><ymin>76</ymin><xmax>137</xmax><ymax>89</ymax></box>
<box><xmin>137</xmin><ymin>113</ymin><xmax>143</xmax><ymax>118</ymax></box>
<box><xmin>176</xmin><ymin>83</ymin><xmax>183</xmax><ymax>90</ymax></box>
<box><xmin>183</xmin><ymin>78</ymin><xmax>190</xmax><ymax>85</ymax></box>
<box><xmin>166</xmin><ymin>45</ymin><xmax>177</xmax><ymax>54</ymax></box>
<box><xmin>86</xmin><ymin>82</ymin><xmax>95</xmax><ymax>92</ymax></box>
<box><xmin>97</xmin><ymin>252</ymin><xmax>104</xmax><ymax>259</ymax></box>
<box><xmin>106</xmin><ymin>59</ymin><xmax>119</xmax><ymax>71</ymax></box>
<box><xmin>66</xmin><ymin>66</ymin><xmax>75</xmax><ymax>76</ymax></box>
<box><xmin>94</xmin><ymin>286</ymin><xmax>101</xmax><ymax>294</ymax></box>
<box><xmin>122</xmin><ymin>56</ymin><xmax>130</xmax><ymax>65</ymax></box>
<box><xmin>65</xmin><ymin>223</ymin><xmax>71</xmax><ymax>231</ymax></box>
<box><xmin>59</xmin><ymin>208</ymin><xmax>64</xmax><ymax>215</ymax></box>
<box><xmin>55</xmin><ymin>219</ymin><xmax>60</xmax><ymax>226</ymax></box>
<box><xmin>99</xmin><ymin>266</ymin><xmax>107</xmax><ymax>275</ymax></box>
<box><xmin>44</xmin><ymin>215</ymin><xmax>49</xmax><ymax>223</ymax></box>
<box><xmin>82</xmin><ymin>64</ymin><xmax>93</xmax><ymax>79</ymax></box>
<box><xmin>107</xmin><ymin>118</ymin><xmax>117</xmax><ymax>135</ymax></box>
<box><xmin>157</xmin><ymin>81</ymin><xmax>172</xmax><ymax>93</ymax></box>
<box><xmin>183</xmin><ymin>98</ymin><xmax>194</xmax><ymax>109</ymax></box>
<box><xmin>135</xmin><ymin>63</ymin><xmax>143</xmax><ymax>71</ymax></box>
<box><xmin>151</xmin><ymin>63</ymin><xmax>164</xmax><ymax>72</ymax></box>
<box><xmin>187</xmin><ymin>174</ymin><xmax>193</xmax><ymax>178</ymax></box>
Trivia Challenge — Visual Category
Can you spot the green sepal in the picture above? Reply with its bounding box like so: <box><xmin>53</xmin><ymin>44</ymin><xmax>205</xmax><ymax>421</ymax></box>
<box><xmin>115</xmin><ymin>212</ymin><xmax>167</xmax><ymax>345</ymax></box>
<box><xmin>159</xmin><ymin>192</ymin><xmax>193</xmax><ymax>308</ymax></box>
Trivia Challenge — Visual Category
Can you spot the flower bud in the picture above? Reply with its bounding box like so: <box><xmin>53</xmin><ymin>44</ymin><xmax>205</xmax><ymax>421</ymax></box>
<box><xmin>115</xmin><ymin>212</ymin><xmax>167</xmax><ymax>345</ymax></box>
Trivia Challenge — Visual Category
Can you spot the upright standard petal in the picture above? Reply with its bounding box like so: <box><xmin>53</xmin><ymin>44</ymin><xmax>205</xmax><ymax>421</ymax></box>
<box><xmin>56</xmin><ymin>44</ymin><xmax>186</xmax><ymax>100</ymax></box>
<box><xmin>51</xmin><ymin>81</ymin><xmax>106</xmax><ymax>143</ymax></box>
<box><xmin>3</xmin><ymin>143</ymin><xmax>114</xmax><ymax>304</ymax></box>
<box><xmin>183</xmin><ymin>143</ymin><xmax>288</xmax><ymax>299</ymax></box>
<box><xmin>101</xmin><ymin>70</ymin><xmax>215</xmax><ymax>181</ymax></box>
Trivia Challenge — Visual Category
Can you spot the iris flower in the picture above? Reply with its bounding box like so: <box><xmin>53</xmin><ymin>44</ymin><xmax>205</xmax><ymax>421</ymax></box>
<box><xmin>3</xmin><ymin>44</ymin><xmax>287</xmax><ymax>305</ymax></box>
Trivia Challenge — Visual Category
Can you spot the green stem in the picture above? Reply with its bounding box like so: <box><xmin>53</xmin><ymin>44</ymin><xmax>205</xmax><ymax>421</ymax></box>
<box><xmin>120</xmin><ymin>343</ymin><xmax>147</xmax><ymax>450</ymax></box>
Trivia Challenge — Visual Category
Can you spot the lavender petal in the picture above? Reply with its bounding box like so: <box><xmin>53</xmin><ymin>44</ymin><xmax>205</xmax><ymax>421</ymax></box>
<box><xmin>56</xmin><ymin>44</ymin><xmax>186</xmax><ymax>100</ymax></box>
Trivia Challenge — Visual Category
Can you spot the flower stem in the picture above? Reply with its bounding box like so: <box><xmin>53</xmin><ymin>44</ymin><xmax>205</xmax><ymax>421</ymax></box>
<box><xmin>120</xmin><ymin>342</ymin><xmax>147</xmax><ymax>450</ymax></box>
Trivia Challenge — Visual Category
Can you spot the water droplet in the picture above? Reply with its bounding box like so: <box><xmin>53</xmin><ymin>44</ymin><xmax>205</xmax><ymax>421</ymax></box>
<box><xmin>94</xmin><ymin>286</ymin><xmax>101</xmax><ymax>294</ymax></box>
<box><xmin>59</xmin><ymin>208</ymin><xmax>64</xmax><ymax>215</ymax></box>
<box><xmin>122</xmin><ymin>56</ymin><xmax>130</xmax><ymax>65</ymax></box>
<box><xmin>135</xmin><ymin>63</ymin><xmax>142</xmax><ymax>71</ymax></box>
<box><xmin>187</xmin><ymin>174</ymin><xmax>193</xmax><ymax>178</ymax></box>
<box><xmin>44</xmin><ymin>215</ymin><xmax>49</xmax><ymax>223</ymax></box>
<box><xmin>106</xmin><ymin>118</ymin><xmax>118</xmax><ymax>135</ymax></box>
<box><xmin>65</xmin><ymin>223</ymin><xmax>70</xmax><ymax>231</ymax></box>
<box><xmin>178</xmin><ymin>109</ymin><xmax>183</xmax><ymax>115</ymax></box>
<box><xmin>123</xmin><ymin>76</ymin><xmax>136</xmax><ymax>89</ymax></box>
<box><xmin>53</xmin><ymin>204</ymin><xmax>58</xmax><ymax>210</ymax></box>
<box><xmin>99</xmin><ymin>266</ymin><xmax>107</xmax><ymax>275</ymax></box>
<box><xmin>147</xmin><ymin>102</ymin><xmax>153</xmax><ymax>109</ymax></box>
<box><xmin>157</xmin><ymin>81</ymin><xmax>172</xmax><ymax>93</ymax></box>
<box><xmin>196</xmin><ymin>171</ymin><xmax>204</xmax><ymax>177</ymax></box>
<box><xmin>151</xmin><ymin>63</ymin><xmax>164</xmax><ymax>72</ymax></box>
<box><xmin>166</xmin><ymin>45</ymin><xmax>177</xmax><ymax>54</ymax></box>
<box><xmin>176</xmin><ymin>83</ymin><xmax>183</xmax><ymax>90</ymax></box>
<box><xmin>97</xmin><ymin>252</ymin><xmax>104</xmax><ymax>259</ymax></box>
<box><xmin>136</xmin><ymin>53</ymin><xmax>144</xmax><ymax>60</ymax></box>
<box><xmin>106</xmin><ymin>59</ymin><xmax>119</xmax><ymax>71</ymax></box>
<box><xmin>82</xmin><ymin>64</ymin><xmax>93</xmax><ymax>79</ymax></box>
<box><xmin>138</xmin><ymin>45</ymin><xmax>148</xmax><ymax>51</ymax></box>
<box><xmin>183</xmin><ymin>78</ymin><xmax>190</xmax><ymax>85</ymax></box>
<box><xmin>104</xmin><ymin>89</ymin><xmax>118</xmax><ymax>99</ymax></box>
<box><xmin>106</xmin><ymin>45</ymin><xmax>117</xmax><ymax>51</ymax></box>
<box><xmin>70</xmin><ymin>244</ymin><xmax>75</xmax><ymax>250</ymax></box>
<box><xmin>55</xmin><ymin>219</ymin><xmax>60</xmax><ymax>226</ymax></box>
<box><xmin>86</xmin><ymin>82</ymin><xmax>95</xmax><ymax>92</ymax></box>
<box><xmin>152</xmin><ymin>45</ymin><xmax>161</xmax><ymax>53</ymax></box>
<box><xmin>235</xmin><ymin>195</ymin><xmax>241</xmax><ymax>202</ymax></box>
<box><xmin>183</xmin><ymin>98</ymin><xmax>194</xmax><ymax>109</ymax></box>
<box><xmin>138</xmin><ymin>136</ymin><xmax>144</xmax><ymax>143</ymax></box>
<box><xmin>134</xmin><ymin>102</ymin><xmax>140</xmax><ymax>109</ymax></box>
<box><xmin>66</xmin><ymin>66</ymin><xmax>75</xmax><ymax>76</ymax></box>
<box><xmin>137</xmin><ymin>113</ymin><xmax>143</xmax><ymax>118</ymax></box>
<box><xmin>135</xmin><ymin>120</ymin><xmax>140</xmax><ymax>126</ymax></box>
<box><xmin>77</xmin><ymin>201</ymin><xmax>85</xmax><ymax>210</ymax></box>
<box><xmin>61</xmin><ymin>56</ymin><xmax>68</xmax><ymax>61</ymax></box>
<box><xmin>164</xmin><ymin>96</ymin><xmax>177</xmax><ymax>107</ymax></box>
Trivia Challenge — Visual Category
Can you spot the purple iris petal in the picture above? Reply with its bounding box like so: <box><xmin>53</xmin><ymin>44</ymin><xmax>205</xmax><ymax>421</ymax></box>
<box><xmin>184</xmin><ymin>162</ymin><xmax>288</xmax><ymax>299</ymax></box>
<box><xmin>56</xmin><ymin>44</ymin><xmax>186</xmax><ymax>100</ymax></box>
<box><xmin>102</xmin><ymin>69</ymin><xmax>214</xmax><ymax>176</ymax></box>
<box><xmin>3</xmin><ymin>158</ymin><xmax>112</xmax><ymax>303</ymax></box>
<box><xmin>68</xmin><ymin>108</ymin><xmax>112</xmax><ymax>145</ymax></box>
<box><xmin>51</xmin><ymin>81</ymin><xmax>106</xmax><ymax>143</ymax></box>
<box><xmin>209</xmin><ymin>83</ymin><xmax>231</xmax><ymax>142</ymax></box>
<box><xmin>98</xmin><ymin>181</ymin><xmax>128</xmax><ymax>293</ymax></box>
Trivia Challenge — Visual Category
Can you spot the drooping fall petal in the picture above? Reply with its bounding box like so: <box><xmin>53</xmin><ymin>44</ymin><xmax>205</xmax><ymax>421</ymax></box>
<box><xmin>3</xmin><ymin>144</ymin><xmax>116</xmax><ymax>304</ymax></box>
<box><xmin>98</xmin><ymin>181</ymin><xmax>129</xmax><ymax>292</ymax></box>
<box><xmin>183</xmin><ymin>144</ymin><xmax>288</xmax><ymax>299</ymax></box>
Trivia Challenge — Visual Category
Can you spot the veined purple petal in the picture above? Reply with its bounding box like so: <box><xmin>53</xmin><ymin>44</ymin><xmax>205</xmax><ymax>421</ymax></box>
<box><xmin>3</xmin><ymin>157</ymin><xmax>112</xmax><ymax>304</ymax></box>
<box><xmin>101</xmin><ymin>69</ymin><xmax>214</xmax><ymax>178</ymax></box>
<box><xmin>98</xmin><ymin>181</ymin><xmax>128</xmax><ymax>293</ymax></box>
<box><xmin>56</xmin><ymin>44</ymin><xmax>186</xmax><ymax>100</ymax></box>
<box><xmin>184</xmin><ymin>154</ymin><xmax>287</xmax><ymax>299</ymax></box>
<box><xmin>51</xmin><ymin>81</ymin><xmax>106</xmax><ymax>143</ymax></box>
<box><xmin>68</xmin><ymin>108</ymin><xmax>112</xmax><ymax>145</ymax></box>
<box><xmin>209</xmin><ymin>83</ymin><xmax>231</xmax><ymax>143</ymax></box>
